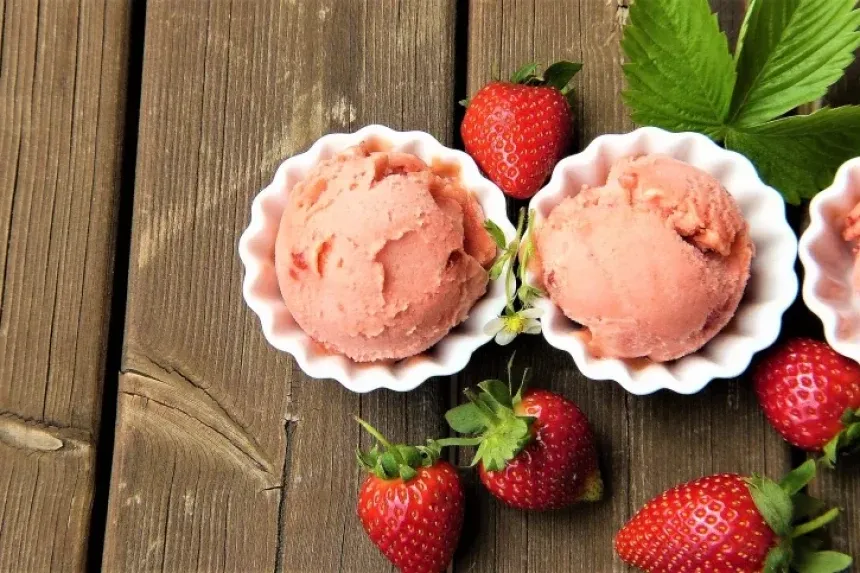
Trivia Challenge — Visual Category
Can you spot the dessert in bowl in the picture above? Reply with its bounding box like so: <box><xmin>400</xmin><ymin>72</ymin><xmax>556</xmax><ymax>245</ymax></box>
<box><xmin>799</xmin><ymin>157</ymin><xmax>860</xmax><ymax>363</ymax></box>
<box><xmin>239</xmin><ymin>125</ymin><xmax>515</xmax><ymax>393</ymax></box>
<box><xmin>528</xmin><ymin>127</ymin><xmax>798</xmax><ymax>395</ymax></box>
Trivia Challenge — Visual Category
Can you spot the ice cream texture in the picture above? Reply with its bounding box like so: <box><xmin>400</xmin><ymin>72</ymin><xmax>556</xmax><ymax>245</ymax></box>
<box><xmin>275</xmin><ymin>143</ymin><xmax>497</xmax><ymax>362</ymax></box>
<box><xmin>842</xmin><ymin>201</ymin><xmax>860</xmax><ymax>290</ymax></box>
<box><xmin>535</xmin><ymin>154</ymin><xmax>753</xmax><ymax>362</ymax></box>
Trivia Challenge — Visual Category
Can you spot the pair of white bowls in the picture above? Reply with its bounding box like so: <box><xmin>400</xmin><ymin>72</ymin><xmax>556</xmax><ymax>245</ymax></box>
<box><xmin>239</xmin><ymin>125</ymin><xmax>800</xmax><ymax>395</ymax></box>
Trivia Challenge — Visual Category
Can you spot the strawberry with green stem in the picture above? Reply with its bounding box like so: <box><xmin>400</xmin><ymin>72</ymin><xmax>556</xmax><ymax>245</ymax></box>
<box><xmin>484</xmin><ymin>208</ymin><xmax>545</xmax><ymax>345</ymax></box>
<box><xmin>444</xmin><ymin>356</ymin><xmax>602</xmax><ymax>510</ymax></box>
<box><xmin>355</xmin><ymin>417</ymin><xmax>464</xmax><ymax>573</ymax></box>
<box><xmin>615</xmin><ymin>460</ymin><xmax>852</xmax><ymax>572</ymax></box>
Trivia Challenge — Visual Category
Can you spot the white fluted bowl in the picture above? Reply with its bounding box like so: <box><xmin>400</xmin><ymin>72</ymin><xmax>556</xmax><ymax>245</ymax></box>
<box><xmin>238</xmin><ymin>125</ymin><xmax>515</xmax><ymax>393</ymax></box>
<box><xmin>528</xmin><ymin>127</ymin><xmax>798</xmax><ymax>395</ymax></box>
<box><xmin>799</xmin><ymin>157</ymin><xmax>860</xmax><ymax>363</ymax></box>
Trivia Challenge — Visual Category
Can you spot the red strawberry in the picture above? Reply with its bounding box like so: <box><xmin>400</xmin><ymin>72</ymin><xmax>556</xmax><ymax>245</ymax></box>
<box><xmin>444</xmin><ymin>361</ymin><xmax>602</xmax><ymax>510</ymax></box>
<box><xmin>355</xmin><ymin>418</ymin><xmax>464</xmax><ymax>573</ymax></box>
<box><xmin>461</xmin><ymin>61</ymin><xmax>580</xmax><ymax>199</ymax></box>
<box><xmin>615</xmin><ymin>462</ymin><xmax>851</xmax><ymax>573</ymax></box>
<box><xmin>754</xmin><ymin>338</ymin><xmax>860</xmax><ymax>464</ymax></box>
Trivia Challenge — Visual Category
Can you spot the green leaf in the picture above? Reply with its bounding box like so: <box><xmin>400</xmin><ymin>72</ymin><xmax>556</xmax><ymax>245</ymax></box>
<box><xmin>510</xmin><ymin>63</ymin><xmax>539</xmax><ymax>84</ymax></box>
<box><xmin>793</xmin><ymin>493</ymin><xmax>827</xmax><ymax>520</ymax></box>
<box><xmin>725</xmin><ymin>107</ymin><xmax>860</xmax><ymax>204</ymax></box>
<box><xmin>621</xmin><ymin>0</ymin><xmax>736</xmax><ymax>138</ymax></box>
<box><xmin>445</xmin><ymin>402</ymin><xmax>489</xmax><ymax>434</ymax></box>
<box><xmin>484</xmin><ymin>219</ymin><xmax>508</xmax><ymax>250</ymax></box>
<box><xmin>542</xmin><ymin>61</ymin><xmax>583</xmax><ymax>93</ymax></box>
<box><xmin>488</xmin><ymin>255</ymin><xmax>508</xmax><ymax>281</ymax></box>
<box><xmin>747</xmin><ymin>475</ymin><xmax>794</xmax><ymax>537</ymax></box>
<box><xmin>398</xmin><ymin>465</ymin><xmax>417</xmax><ymax>482</ymax></box>
<box><xmin>763</xmin><ymin>544</ymin><xmax>791</xmax><ymax>573</ymax></box>
<box><xmin>380</xmin><ymin>453</ymin><xmax>399</xmax><ymax>478</ymax></box>
<box><xmin>793</xmin><ymin>550</ymin><xmax>853</xmax><ymax>573</ymax></box>
<box><xmin>478</xmin><ymin>379</ymin><xmax>514</xmax><ymax>410</ymax></box>
<box><xmin>780</xmin><ymin>459</ymin><xmax>817</xmax><ymax>495</ymax></box>
<box><xmin>729</xmin><ymin>0</ymin><xmax>860</xmax><ymax>127</ymax></box>
<box><xmin>473</xmin><ymin>414</ymin><xmax>532</xmax><ymax>472</ymax></box>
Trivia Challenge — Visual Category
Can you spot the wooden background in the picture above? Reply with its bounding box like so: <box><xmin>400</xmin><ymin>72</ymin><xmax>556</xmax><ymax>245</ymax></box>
<box><xmin>0</xmin><ymin>0</ymin><xmax>857</xmax><ymax>571</ymax></box>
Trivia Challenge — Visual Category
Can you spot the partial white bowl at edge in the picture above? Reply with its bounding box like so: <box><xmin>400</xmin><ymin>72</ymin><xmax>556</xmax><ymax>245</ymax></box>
<box><xmin>799</xmin><ymin>157</ymin><xmax>860</xmax><ymax>364</ymax></box>
<box><xmin>238</xmin><ymin>125</ymin><xmax>516</xmax><ymax>393</ymax></box>
<box><xmin>528</xmin><ymin>127</ymin><xmax>799</xmax><ymax>396</ymax></box>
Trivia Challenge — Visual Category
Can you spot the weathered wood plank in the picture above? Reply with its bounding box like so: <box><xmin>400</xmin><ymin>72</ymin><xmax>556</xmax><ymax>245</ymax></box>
<box><xmin>102</xmin><ymin>1</ymin><xmax>455</xmax><ymax>571</ymax></box>
<box><xmin>0</xmin><ymin>0</ymin><xmax>129</xmax><ymax>570</ymax></box>
<box><xmin>461</xmin><ymin>2</ymin><xmax>791</xmax><ymax>572</ymax></box>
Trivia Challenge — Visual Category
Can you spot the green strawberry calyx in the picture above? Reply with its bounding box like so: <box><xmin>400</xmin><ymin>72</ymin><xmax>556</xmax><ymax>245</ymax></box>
<box><xmin>821</xmin><ymin>408</ymin><xmax>860</xmax><ymax>467</ymax></box>
<box><xmin>746</xmin><ymin>460</ymin><xmax>852</xmax><ymax>573</ymax></box>
<box><xmin>460</xmin><ymin>61</ymin><xmax>583</xmax><ymax>108</ymax></box>
<box><xmin>355</xmin><ymin>417</ymin><xmax>454</xmax><ymax>482</ymax></box>
<box><xmin>441</xmin><ymin>354</ymin><xmax>536</xmax><ymax>472</ymax></box>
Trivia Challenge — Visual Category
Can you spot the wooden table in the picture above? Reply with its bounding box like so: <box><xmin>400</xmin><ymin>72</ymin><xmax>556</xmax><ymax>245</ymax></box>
<box><xmin>1</xmin><ymin>1</ymin><xmax>858</xmax><ymax>571</ymax></box>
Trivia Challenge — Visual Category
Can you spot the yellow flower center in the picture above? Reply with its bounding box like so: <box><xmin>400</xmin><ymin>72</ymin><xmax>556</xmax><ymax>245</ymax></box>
<box><xmin>502</xmin><ymin>314</ymin><xmax>526</xmax><ymax>334</ymax></box>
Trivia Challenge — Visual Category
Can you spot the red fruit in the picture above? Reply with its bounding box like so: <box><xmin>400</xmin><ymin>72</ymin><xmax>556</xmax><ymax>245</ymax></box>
<box><xmin>754</xmin><ymin>338</ymin><xmax>860</xmax><ymax>463</ymax></box>
<box><xmin>461</xmin><ymin>62</ymin><xmax>580</xmax><ymax>199</ymax></box>
<box><xmin>445</xmin><ymin>363</ymin><xmax>602</xmax><ymax>510</ymax></box>
<box><xmin>355</xmin><ymin>418</ymin><xmax>464</xmax><ymax>573</ymax></box>
<box><xmin>615</xmin><ymin>464</ymin><xmax>851</xmax><ymax>572</ymax></box>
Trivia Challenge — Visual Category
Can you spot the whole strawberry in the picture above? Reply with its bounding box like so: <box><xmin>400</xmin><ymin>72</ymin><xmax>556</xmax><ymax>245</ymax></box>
<box><xmin>615</xmin><ymin>461</ymin><xmax>852</xmax><ymax>572</ymax></box>
<box><xmin>355</xmin><ymin>418</ymin><xmax>464</xmax><ymax>573</ymax></box>
<box><xmin>445</xmin><ymin>361</ymin><xmax>602</xmax><ymax>510</ymax></box>
<box><xmin>754</xmin><ymin>338</ymin><xmax>860</xmax><ymax>464</ymax></box>
<box><xmin>461</xmin><ymin>61</ymin><xmax>580</xmax><ymax>199</ymax></box>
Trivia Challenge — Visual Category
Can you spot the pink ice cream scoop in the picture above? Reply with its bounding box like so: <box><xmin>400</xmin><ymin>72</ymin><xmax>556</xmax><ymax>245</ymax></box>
<box><xmin>275</xmin><ymin>143</ymin><xmax>497</xmax><ymax>362</ymax></box>
<box><xmin>535</xmin><ymin>155</ymin><xmax>754</xmax><ymax>362</ymax></box>
<box><xmin>842</xmin><ymin>202</ymin><xmax>860</xmax><ymax>290</ymax></box>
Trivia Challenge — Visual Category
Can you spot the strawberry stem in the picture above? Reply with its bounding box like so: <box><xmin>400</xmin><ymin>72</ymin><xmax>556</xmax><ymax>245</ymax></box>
<box><xmin>790</xmin><ymin>507</ymin><xmax>841</xmax><ymax>539</ymax></box>
<box><xmin>354</xmin><ymin>416</ymin><xmax>406</xmax><ymax>465</ymax></box>
<box><xmin>435</xmin><ymin>437</ymin><xmax>484</xmax><ymax>448</ymax></box>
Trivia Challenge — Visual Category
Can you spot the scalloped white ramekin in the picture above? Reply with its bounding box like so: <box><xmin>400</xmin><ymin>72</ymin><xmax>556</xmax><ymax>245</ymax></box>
<box><xmin>528</xmin><ymin>127</ymin><xmax>799</xmax><ymax>395</ymax></box>
<box><xmin>238</xmin><ymin>125</ymin><xmax>516</xmax><ymax>393</ymax></box>
<box><xmin>799</xmin><ymin>157</ymin><xmax>860</xmax><ymax>363</ymax></box>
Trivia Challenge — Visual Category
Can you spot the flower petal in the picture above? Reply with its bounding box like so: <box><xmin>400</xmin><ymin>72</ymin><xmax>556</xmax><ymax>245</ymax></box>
<box><xmin>484</xmin><ymin>317</ymin><xmax>505</xmax><ymax>336</ymax></box>
<box><xmin>524</xmin><ymin>320</ymin><xmax>542</xmax><ymax>335</ymax></box>
<box><xmin>495</xmin><ymin>329</ymin><xmax>518</xmax><ymax>346</ymax></box>
<box><xmin>519</xmin><ymin>307</ymin><xmax>544</xmax><ymax>319</ymax></box>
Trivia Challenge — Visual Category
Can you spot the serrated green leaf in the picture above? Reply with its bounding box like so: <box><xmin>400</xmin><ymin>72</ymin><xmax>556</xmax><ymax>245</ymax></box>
<box><xmin>780</xmin><ymin>459</ymin><xmax>817</xmax><ymax>495</ymax></box>
<box><xmin>484</xmin><ymin>219</ymin><xmax>508</xmax><ymax>249</ymax></box>
<box><xmin>725</xmin><ymin>106</ymin><xmax>860</xmax><ymax>204</ymax></box>
<box><xmin>747</xmin><ymin>475</ymin><xmax>794</xmax><ymax>537</ymax></box>
<box><xmin>542</xmin><ymin>61</ymin><xmax>583</xmax><ymax>93</ymax></box>
<box><xmin>445</xmin><ymin>402</ymin><xmax>489</xmax><ymax>435</ymax></box>
<box><xmin>793</xmin><ymin>550</ymin><xmax>853</xmax><ymax>573</ymax></box>
<box><xmin>729</xmin><ymin>0</ymin><xmax>860</xmax><ymax>127</ymax></box>
<box><xmin>621</xmin><ymin>0</ymin><xmax>736</xmax><ymax>138</ymax></box>
<box><xmin>473</xmin><ymin>414</ymin><xmax>532</xmax><ymax>472</ymax></box>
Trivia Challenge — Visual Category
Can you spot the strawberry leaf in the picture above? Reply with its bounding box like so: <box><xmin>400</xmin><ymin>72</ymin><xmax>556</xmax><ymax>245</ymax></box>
<box><xmin>510</xmin><ymin>63</ymin><xmax>539</xmax><ymax>84</ymax></box>
<box><xmin>621</xmin><ymin>0</ymin><xmax>736</xmax><ymax>138</ymax></box>
<box><xmin>484</xmin><ymin>219</ymin><xmax>508</xmax><ymax>249</ymax></box>
<box><xmin>793</xmin><ymin>493</ymin><xmax>827</xmax><ymax>521</ymax></box>
<box><xmin>542</xmin><ymin>61</ymin><xmax>583</xmax><ymax>93</ymax></box>
<box><xmin>724</xmin><ymin>107</ymin><xmax>860</xmax><ymax>204</ymax></box>
<box><xmin>473</xmin><ymin>413</ymin><xmax>532</xmax><ymax>472</ymax></box>
<box><xmin>478</xmin><ymin>379</ymin><xmax>514</xmax><ymax>410</ymax></box>
<box><xmin>793</xmin><ymin>550</ymin><xmax>853</xmax><ymax>573</ymax></box>
<box><xmin>747</xmin><ymin>475</ymin><xmax>794</xmax><ymax>537</ymax></box>
<box><xmin>764</xmin><ymin>544</ymin><xmax>791</xmax><ymax>573</ymax></box>
<box><xmin>445</xmin><ymin>403</ymin><xmax>489</xmax><ymax>435</ymax></box>
<box><xmin>729</xmin><ymin>0</ymin><xmax>860</xmax><ymax>127</ymax></box>
<box><xmin>779</xmin><ymin>459</ymin><xmax>817</xmax><ymax>495</ymax></box>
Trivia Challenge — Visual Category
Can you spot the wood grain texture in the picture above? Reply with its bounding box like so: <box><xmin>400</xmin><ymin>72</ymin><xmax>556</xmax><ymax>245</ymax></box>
<box><xmin>461</xmin><ymin>1</ymin><xmax>791</xmax><ymax>572</ymax></box>
<box><xmin>0</xmin><ymin>0</ymin><xmax>129</xmax><ymax>570</ymax></box>
<box><xmin>102</xmin><ymin>1</ymin><xmax>455</xmax><ymax>571</ymax></box>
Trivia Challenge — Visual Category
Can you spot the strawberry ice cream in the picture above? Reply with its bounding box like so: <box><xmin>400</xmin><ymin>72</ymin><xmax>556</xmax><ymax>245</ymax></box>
<box><xmin>275</xmin><ymin>143</ymin><xmax>497</xmax><ymax>362</ymax></box>
<box><xmin>535</xmin><ymin>155</ymin><xmax>753</xmax><ymax>362</ymax></box>
<box><xmin>842</xmin><ymin>202</ymin><xmax>860</xmax><ymax>290</ymax></box>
